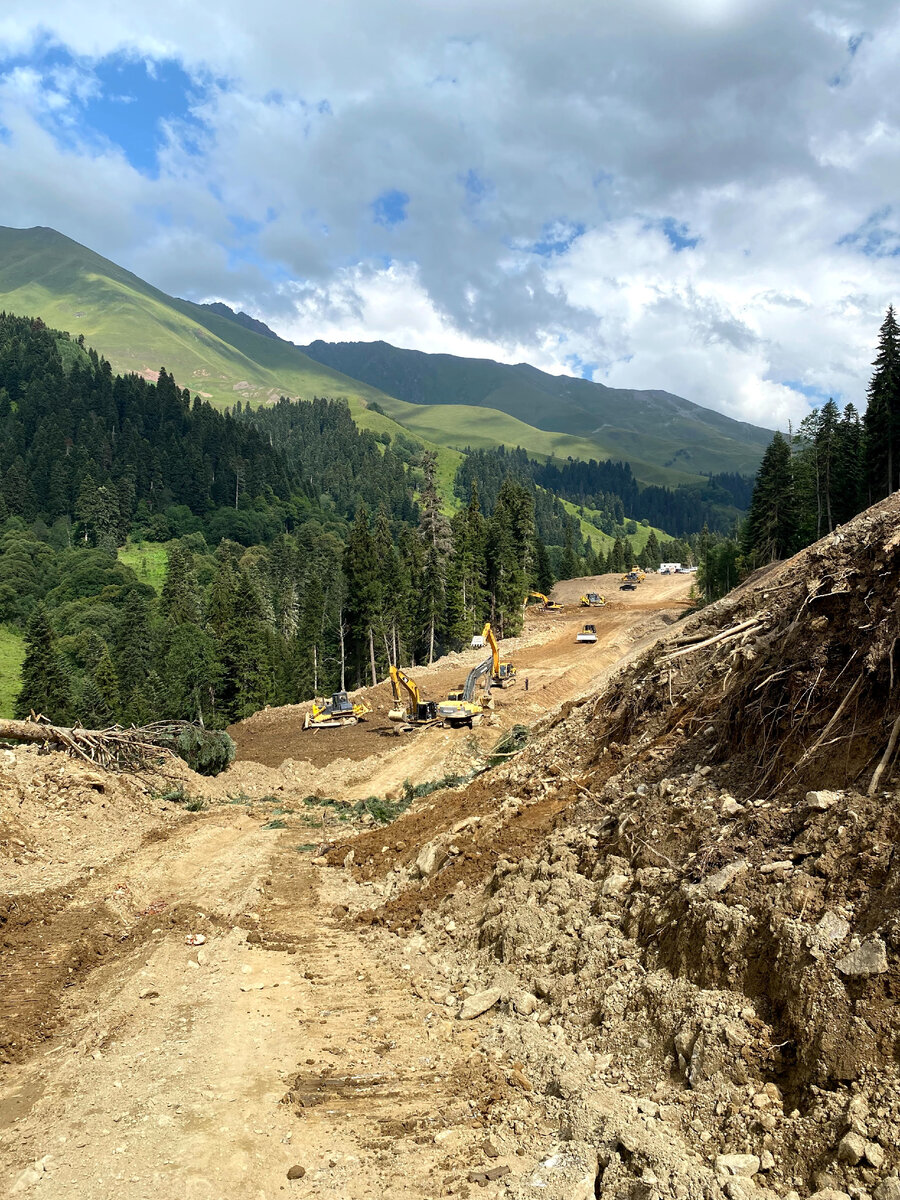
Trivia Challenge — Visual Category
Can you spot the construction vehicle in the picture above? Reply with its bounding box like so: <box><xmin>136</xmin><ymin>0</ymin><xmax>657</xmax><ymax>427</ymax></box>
<box><xmin>577</xmin><ymin>623</ymin><xmax>598</xmax><ymax>644</ymax></box>
<box><xmin>304</xmin><ymin>691</ymin><xmax>372</xmax><ymax>729</ymax></box>
<box><xmin>388</xmin><ymin>666</ymin><xmax>438</xmax><ymax>729</ymax></box>
<box><xmin>483</xmin><ymin>623</ymin><xmax>517</xmax><ymax>687</ymax></box>
<box><xmin>525</xmin><ymin>591</ymin><xmax>563</xmax><ymax>614</ymax></box>
<box><xmin>621</xmin><ymin>570</ymin><xmax>645</xmax><ymax>584</ymax></box>
<box><xmin>580</xmin><ymin>592</ymin><xmax>607</xmax><ymax>607</ymax></box>
<box><xmin>437</xmin><ymin>655</ymin><xmax>495</xmax><ymax>728</ymax></box>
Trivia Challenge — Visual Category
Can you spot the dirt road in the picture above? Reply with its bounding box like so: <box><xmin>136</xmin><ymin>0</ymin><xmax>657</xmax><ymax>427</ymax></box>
<box><xmin>0</xmin><ymin>574</ymin><xmax>691</xmax><ymax>1199</ymax></box>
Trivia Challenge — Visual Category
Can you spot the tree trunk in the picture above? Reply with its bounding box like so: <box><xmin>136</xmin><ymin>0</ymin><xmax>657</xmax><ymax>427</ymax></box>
<box><xmin>313</xmin><ymin>643</ymin><xmax>318</xmax><ymax>694</ymax></box>
<box><xmin>339</xmin><ymin>620</ymin><xmax>346</xmax><ymax>692</ymax></box>
<box><xmin>368</xmin><ymin>626</ymin><xmax>377</xmax><ymax>688</ymax></box>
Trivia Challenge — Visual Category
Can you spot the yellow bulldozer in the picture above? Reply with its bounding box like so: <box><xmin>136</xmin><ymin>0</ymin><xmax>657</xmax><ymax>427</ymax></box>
<box><xmin>304</xmin><ymin>691</ymin><xmax>372</xmax><ymax>730</ymax></box>
<box><xmin>580</xmin><ymin>592</ymin><xmax>607</xmax><ymax>607</ymax></box>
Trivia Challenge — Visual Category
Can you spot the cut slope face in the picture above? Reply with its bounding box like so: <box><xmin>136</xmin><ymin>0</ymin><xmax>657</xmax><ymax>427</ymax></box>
<box><xmin>302</xmin><ymin>338</ymin><xmax>773</xmax><ymax>478</ymax></box>
<box><xmin>333</xmin><ymin>496</ymin><xmax>900</xmax><ymax>1197</ymax></box>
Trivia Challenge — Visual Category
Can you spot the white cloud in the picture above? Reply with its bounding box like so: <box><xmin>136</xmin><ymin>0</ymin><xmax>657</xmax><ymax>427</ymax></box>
<box><xmin>2</xmin><ymin>1</ymin><xmax>900</xmax><ymax>429</ymax></box>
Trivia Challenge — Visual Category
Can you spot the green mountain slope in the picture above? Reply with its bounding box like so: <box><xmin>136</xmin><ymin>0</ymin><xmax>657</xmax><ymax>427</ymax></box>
<box><xmin>0</xmin><ymin>225</ymin><xmax>766</xmax><ymax>493</ymax></box>
<box><xmin>0</xmin><ymin>225</ymin><xmax>465</xmax><ymax>505</ymax></box>
<box><xmin>301</xmin><ymin>340</ymin><xmax>773</xmax><ymax>479</ymax></box>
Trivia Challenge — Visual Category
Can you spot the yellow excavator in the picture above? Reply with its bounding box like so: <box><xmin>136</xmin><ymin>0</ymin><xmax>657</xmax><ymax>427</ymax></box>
<box><xmin>580</xmin><ymin>592</ymin><xmax>607</xmax><ymax>607</ymax></box>
<box><xmin>437</xmin><ymin>655</ymin><xmax>495</xmax><ymax>728</ymax></box>
<box><xmin>470</xmin><ymin>623</ymin><xmax>517</xmax><ymax>687</ymax></box>
<box><xmin>304</xmin><ymin>691</ymin><xmax>373</xmax><ymax>729</ymax></box>
<box><xmin>525</xmin><ymin>590</ymin><xmax>563</xmax><ymax>613</ymax></box>
<box><xmin>388</xmin><ymin>666</ymin><xmax>438</xmax><ymax>729</ymax></box>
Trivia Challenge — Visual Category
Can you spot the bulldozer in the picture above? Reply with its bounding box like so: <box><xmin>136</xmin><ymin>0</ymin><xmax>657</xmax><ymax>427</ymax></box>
<box><xmin>580</xmin><ymin>592</ymin><xmax>607</xmax><ymax>607</ymax></box>
<box><xmin>304</xmin><ymin>691</ymin><xmax>372</xmax><ymax>730</ymax></box>
<box><xmin>388</xmin><ymin>666</ymin><xmax>438</xmax><ymax>730</ymax></box>
<box><xmin>577</xmin><ymin>623</ymin><xmax>598</xmax><ymax>644</ymax></box>
<box><xmin>524</xmin><ymin>590</ymin><xmax>563</xmax><ymax>613</ymax></box>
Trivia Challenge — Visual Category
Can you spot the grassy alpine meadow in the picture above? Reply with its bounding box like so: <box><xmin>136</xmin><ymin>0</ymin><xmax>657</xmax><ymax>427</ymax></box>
<box><xmin>0</xmin><ymin>624</ymin><xmax>25</xmax><ymax>719</ymax></box>
<box><xmin>117</xmin><ymin>541</ymin><xmax>170</xmax><ymax>592</ymax></box>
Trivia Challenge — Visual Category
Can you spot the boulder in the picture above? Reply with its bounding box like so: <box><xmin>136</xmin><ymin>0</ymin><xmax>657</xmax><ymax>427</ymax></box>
<box><xmin>836</xmin><ymin>938</ymin><xmax>889</xmax><ymax>977</ymax></box>
<box><xmin>415</xmin><ymin>841</ymin><xmax>448</xmax><ymax>879</ymax></box>
<box><xmin>459</xmin><ymin>988</ymin><xmax>502</xmax><ymax>1020</ymax></box>
<box><xmin>715</xmin><ymin>1154</ymin><xmax>760</xmax><ymax>1177</ymax></box>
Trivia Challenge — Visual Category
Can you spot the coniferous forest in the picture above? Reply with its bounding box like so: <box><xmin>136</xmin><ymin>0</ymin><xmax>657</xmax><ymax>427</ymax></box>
<box><xmin>3</xmin><ymin>311</ymin><xmax>685</xmax><ymax>728</ymax></box>
<box><xmin>742</xmin><ymin>306</ymin><xmax>899</xmax><ymax>569</ymax></box>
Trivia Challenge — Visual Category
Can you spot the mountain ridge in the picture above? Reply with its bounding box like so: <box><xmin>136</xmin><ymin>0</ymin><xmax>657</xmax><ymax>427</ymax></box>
<box><xmin>300</xmin><ymin>338</ymin><xmax>772</xmax><ymax>478</ymax></box>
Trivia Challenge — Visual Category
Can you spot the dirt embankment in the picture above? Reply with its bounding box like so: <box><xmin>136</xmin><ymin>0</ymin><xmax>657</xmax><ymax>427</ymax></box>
<box><xmin>339</xmin><ymin>498</ymin><xmax>900</xmax><ymax>1199</ymax></box>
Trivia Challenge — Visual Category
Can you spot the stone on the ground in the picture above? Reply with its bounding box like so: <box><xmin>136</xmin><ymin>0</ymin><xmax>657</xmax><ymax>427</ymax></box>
<box><xmin>415</xmin><ymin>841</ymin><xmax>448</xmax><ymax>879</ymax></box>
<box><xmin>836</xmin><ymin>1130</ymin><xmax>866</xmax><ymax>1164</ymax></box>
<box><xmin>715</xmin><ymin>1153</ymin><xmax>760</xmax><ymax>1177</ymax></box>
<box><xmin>814</xmin><ymin>911</ymin><xmax>850</xmax><ymax>948</ymax></box>
<box><xmin>875</xmin><ymin>1179</ymin><xmax>900</xmax><ymax>1200</ymax></box>
<box><xmin>806</xmin><ymin>790</ymin><xmax>840</xmax><ymax>810</ymax></box>
<box><xmin>865</xmin><ymin>1142</ymin><xmax>886</xmax><ymax>1169</ymax></box>
<box><xmin>287</xmin><ymin>1164</ymin><xmax>306</xmax><ymax>1180</ymax></box>
<box><xmin>836</xmin><ymin>938</ymin><xmax>889</xmax><ymax>977</ymax></box>
<box><xmin>459</xmin><ymin>988</ymin><xmax>502</xmax><ymax>1020</ymax></box>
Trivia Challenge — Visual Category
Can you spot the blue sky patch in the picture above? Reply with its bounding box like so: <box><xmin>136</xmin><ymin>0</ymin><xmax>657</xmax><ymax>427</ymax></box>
<box><xmin>372</xmin><ymin>189</ymin><xmax>409</xmax><ymax>228</ymax></box>
<box><xmin>0</xmin><ymin>40</ymin><xmax>208</xmax><ymax>175</ymax></box>
<box><xmin>656</xmin><ymin>217</ymin><xmax>699</xmax><ymax>252</ymax></box>
<box><xmin>780</xmin><ymin>379</ymin><xmax>840</xmax><ymax>405</ymax></box>
<box><xmin>838</xmin><ymin>207</ymin><xmax>900</xmax><ymax>257</ymax></box>
<box><xmin>530</xmin><ymin>220</ymin><xmax>585</xmax><ymax>257</ymax></box>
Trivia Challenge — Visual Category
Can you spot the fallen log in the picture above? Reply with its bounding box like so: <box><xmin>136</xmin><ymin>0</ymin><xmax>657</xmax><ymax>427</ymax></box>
<box><xmin>0</xmin><ymin>718</ymin><xmax>234</xmax><ymax>775</ymax></box>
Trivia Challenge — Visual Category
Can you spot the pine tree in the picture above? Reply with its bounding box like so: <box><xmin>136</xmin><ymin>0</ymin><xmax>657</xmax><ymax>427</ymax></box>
<box><xmin>533</xmin><ymin>537</ymin><xmax>555</xmax><ymax>593</ymax></box>
<box><xmin>343</xmin><ymin>506</ymin><xmax>381</xmax><ymax>686</ymax></box>
<box><xmin>743</xmin><ymin>432</ymin><xmax>799</xmax><ymax>563</ymax></box>
<box><xmin>115</xmin><ymin>590</ymin><xmax>155</xmax><ymax>701</ymax></box>
<box><xmin>417</xmin><ymin>453</ymin><xmax>453</xmax><ymax>664</ymax></box>
<box><xmin>82</xmin><ymin>644</ymin><xmax>120</xmax><ymax>727</ymax></box>
<box><xmin>14</xmin><ymin>604</ymin><xmax>72</xmax><ymax>722</ymax></box>
<box><xmin>161</xmin><ymin>544</ymin><xmax>201</xmax><ymax>626</ymax></box>
<box><xmin>864</xmin><ymin>305</ymin><xmax>900</xmax><ymax>500</ymax></box>
<box><xmin>163</xmin><ymin>623</ymin><xmax>222</xmax><ymax>725</ymax></box>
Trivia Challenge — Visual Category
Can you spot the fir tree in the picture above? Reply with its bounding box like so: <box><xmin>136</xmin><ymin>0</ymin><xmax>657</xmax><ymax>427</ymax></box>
<box><xmin>14</xmin><ymin>603</ymin><xmax>72</xmax><ymax>722</ymax></box>
<box><xmin>743</xmin><ymin>432</ymin><xmax>799</xmax><ymax>564</ymax></box>
<box><xmin>864</xmin><ymin>305</ymin><xmax>900</xmax><ymax>500</ymax></box>
<box><xmin>417</xmin><ymin>453</ymin><xmax>453</xmax><ymax>664</ymax></box>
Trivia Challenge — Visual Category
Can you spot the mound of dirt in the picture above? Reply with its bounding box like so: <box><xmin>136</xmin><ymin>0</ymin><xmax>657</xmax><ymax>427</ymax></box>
<box><xmin>334</xmin><ymin>496</ymin><xmax>900</xmax><ymax>1198</ymax></box>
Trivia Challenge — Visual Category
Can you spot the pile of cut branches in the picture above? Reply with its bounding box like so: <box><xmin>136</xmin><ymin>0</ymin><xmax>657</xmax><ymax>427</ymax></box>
<box><xmin>0</xmin><ymin>717</ymin><xmax>235</xmax><ymax>776</ymax></box>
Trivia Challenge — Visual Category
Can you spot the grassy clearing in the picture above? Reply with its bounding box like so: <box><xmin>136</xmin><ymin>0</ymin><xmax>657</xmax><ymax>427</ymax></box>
<box><xmin>118</xmin><ymin>540</ymin><xmax>170</xmax><ymax>592</ymax></box>
<box><xmin>0</xmin><ymin>624</ymin><xmax>25</xmax><ymax>719</ymax></box>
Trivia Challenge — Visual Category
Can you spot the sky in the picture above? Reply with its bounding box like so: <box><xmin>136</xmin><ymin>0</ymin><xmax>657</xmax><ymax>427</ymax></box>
<box><xmin>1</xmin><ymin>1</ymin><xmax>899</xmax><ymax>431</ymax></box>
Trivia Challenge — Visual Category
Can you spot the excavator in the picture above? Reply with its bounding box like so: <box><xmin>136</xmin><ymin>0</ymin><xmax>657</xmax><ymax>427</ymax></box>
<box><xmin>470</xmin><ymin>623</ymin><xmax>516</xmax><ymax>687</ymax></box>
<box><xmin>580</xmin><ymin>592</ymin><xmax>607</xmax><ymax>607</ymax></box>
<box><xmin>525</xmin><ymin>591</ymin><xmax>563</xmax><ymax>614</ymax></box>
<box><xmin>387</xmin><ymin>665</ymin><xmax>438</xmax><ymax>729</ymax></box>
<box><xmin>439</xmin><ymin>624</ymin><xmax>516</xmax><ymax>727</ymax></box>
<box><xmin>437</xmin><ymin>654</ymin><xmax>494</xmax><ymax>728</ymax></box>
<box><xmin>304</xmin><ymin>691</ymin><xmax>373</xmax><ymax>729</ymax></box>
